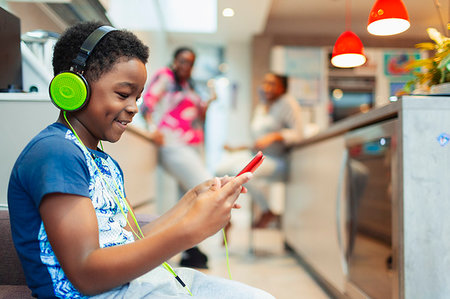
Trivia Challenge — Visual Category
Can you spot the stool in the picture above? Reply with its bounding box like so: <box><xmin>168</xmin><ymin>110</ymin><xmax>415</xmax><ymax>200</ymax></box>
<box><xmin>249</xmin><ymin>182</ymin><xmax>285</xmax><ymax>254</ymax></box>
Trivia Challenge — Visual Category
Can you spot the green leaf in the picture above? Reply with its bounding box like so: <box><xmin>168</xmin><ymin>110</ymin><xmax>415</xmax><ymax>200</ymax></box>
<box><xmin>406</xmin><ymin>59</ymin><xmax>433</xmax><ymax>69</ymax></box>
<box><xmin>437</xmin><ymin>54</ymin><xmax>450</xmax><ymax>70</ymax></box>
<box><xmin>415</xmin><ymin>42</ymin><xmax>437</xmax><ymax>50</ymax></box>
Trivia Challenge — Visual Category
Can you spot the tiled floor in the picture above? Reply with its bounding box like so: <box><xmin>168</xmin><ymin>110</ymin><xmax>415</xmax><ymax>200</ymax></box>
<box><xmin>138</xmin><ymin>197</ymin><xmax>331</xmax><ymax>299</ymax></box>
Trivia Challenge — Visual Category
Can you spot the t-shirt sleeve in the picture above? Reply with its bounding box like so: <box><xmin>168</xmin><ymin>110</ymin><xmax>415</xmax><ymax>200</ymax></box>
<box><xmin>280</xmin><ymin>96</ymin><xmax>304</xmax><ymax>146</ymax></box>
<box><xmin>18</xmin><ymin>136</ymin><xmax>91</xmax><ymax>207</ymax></box>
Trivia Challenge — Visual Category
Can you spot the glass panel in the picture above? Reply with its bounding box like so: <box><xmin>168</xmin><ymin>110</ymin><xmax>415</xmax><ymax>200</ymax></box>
<box><xmin>347</xmin><ymin>136</ymin><xmax>393</xmax><ymax>299</ymax></box>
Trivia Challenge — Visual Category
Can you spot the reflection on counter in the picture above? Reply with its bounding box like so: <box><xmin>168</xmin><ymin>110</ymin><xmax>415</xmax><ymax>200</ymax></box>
<box><xmin>330</xmin><ymin>90</ymin><xmax>374</xmax><ymax>122</ymax></box>
<box><xmin>346</xmin><ymin>121</ymin><xmax>395</xmax><ymax>299</ymax></box>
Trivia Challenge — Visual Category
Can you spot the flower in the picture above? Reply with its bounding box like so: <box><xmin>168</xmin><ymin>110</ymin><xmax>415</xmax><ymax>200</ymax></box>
<box><xmin>405</xmin><ymin>26</ymin><xmax>450</xmax><ymax>93</ymax></box>
<box><xmin>427</xmin><ymin>28</ymin><xmax>445</xmax><ymax>47</ymax></box>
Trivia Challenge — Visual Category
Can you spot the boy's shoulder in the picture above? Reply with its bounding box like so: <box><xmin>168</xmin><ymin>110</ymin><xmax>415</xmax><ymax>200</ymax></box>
<box><xmin>16</xmin><ymin>122</ymin><xmax>83</xmax><ymax>166</ymax></box>
<box><xmin>9</xmin><ymin>122</ymin><xmax>92</xmax><ymax>206</ymax></box>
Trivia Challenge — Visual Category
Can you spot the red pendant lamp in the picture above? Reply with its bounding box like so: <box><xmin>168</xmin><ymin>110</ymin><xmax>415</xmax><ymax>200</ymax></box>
<box><xmin>331</xmin><ymin>0</ymin><xmax>366</xmax><ymax>68</ymax></box>
<box><xmin>367</xmin><ymin>0</ymin><xmax>410</xmax><ymax>36</ymax></box>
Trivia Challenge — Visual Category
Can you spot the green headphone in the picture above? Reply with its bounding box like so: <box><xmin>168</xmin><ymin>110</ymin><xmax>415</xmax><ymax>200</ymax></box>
<box><xmin>49</xmin><ymin>26</ymin><xmax>117</xmax><ymax>111</ymax></box>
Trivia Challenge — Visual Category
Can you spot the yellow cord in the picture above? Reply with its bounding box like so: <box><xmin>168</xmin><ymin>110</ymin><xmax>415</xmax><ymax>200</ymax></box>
<box><xmin>222</xmin><ymin>228</ymin><xmax>232</xmax><ymax>280</ymax></box>
<box><xmin>63</xmin><ymin>112</ymin><xmax>193</xmax><ymax>296</ymax></box>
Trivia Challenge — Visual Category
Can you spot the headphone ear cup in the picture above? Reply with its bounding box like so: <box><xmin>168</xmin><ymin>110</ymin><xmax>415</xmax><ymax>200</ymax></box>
<box><xmin>49</xmin><ymin>72</ymin><xmax>90</xmax><ymax>111</ymax></box>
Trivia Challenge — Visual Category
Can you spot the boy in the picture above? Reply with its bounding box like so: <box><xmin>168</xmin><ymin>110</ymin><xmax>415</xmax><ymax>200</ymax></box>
<box><xmin>8</xmin><ymin>22</ymin><xmax>274</xmax><ymax>298</ymax></box>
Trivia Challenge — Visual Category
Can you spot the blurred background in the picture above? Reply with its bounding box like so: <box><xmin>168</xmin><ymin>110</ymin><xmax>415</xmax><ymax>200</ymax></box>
<box><xmin>1</xmin><ymin>1</ymin><xmax>449</xmax><ymax>298</ymax></box>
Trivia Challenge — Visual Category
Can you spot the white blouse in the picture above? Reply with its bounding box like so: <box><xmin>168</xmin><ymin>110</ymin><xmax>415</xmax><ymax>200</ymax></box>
<box><xmin>250</xmin><ymin>93</ymin><xmax>303</xmax><ymax>157</ymax></box>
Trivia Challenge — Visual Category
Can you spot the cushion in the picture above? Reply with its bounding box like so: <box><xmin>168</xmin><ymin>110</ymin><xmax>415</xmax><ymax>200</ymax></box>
<box><xmin>0</xmin><ymin>285</ymin><xmax>33</xmax><ymax>299</ymax></box>
<box><xmin>0</xmin><ymin>210</ymin><xmax>27</xmax><ymax>285</ymax></box>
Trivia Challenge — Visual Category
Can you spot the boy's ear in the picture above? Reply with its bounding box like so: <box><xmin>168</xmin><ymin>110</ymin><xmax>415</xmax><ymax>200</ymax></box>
<box><xmin>49</xmin><ymin>26</ymin><xmax>117</xmax><ymax>112</ymax></box>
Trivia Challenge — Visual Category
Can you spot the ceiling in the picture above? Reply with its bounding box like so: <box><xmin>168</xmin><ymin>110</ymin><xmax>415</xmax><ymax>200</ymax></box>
<box><xmin>170</xmin><ymin>0</ymin><xmax>449</xmax><ymax>48</ymax></box>
<box><xmin>265</xmin><ymin>0</ymin><xmax>448</xmax><ymax>47</ymax></box>
<box><xmin>5</xmin><ymin>0</ymin><xmax>448</xmax><ymax>48</ymax></box>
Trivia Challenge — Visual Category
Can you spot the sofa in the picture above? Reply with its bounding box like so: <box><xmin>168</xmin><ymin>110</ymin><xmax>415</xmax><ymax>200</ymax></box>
<box><xmin>0</xmin><ymin>209</ymin><xmax>156</xmax><ymax>298</ymax></box>
<box><xmin>0</xmin><ymin>209</ymin><xmax>32</xmax><ymax>298</ymax></box>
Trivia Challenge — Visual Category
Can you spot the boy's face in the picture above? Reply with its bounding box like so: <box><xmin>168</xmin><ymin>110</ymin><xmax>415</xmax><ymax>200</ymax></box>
<box><xmin>76</xmin><ymin>58</ymin><xmax>147</xmax><ymax>144</ymax></box>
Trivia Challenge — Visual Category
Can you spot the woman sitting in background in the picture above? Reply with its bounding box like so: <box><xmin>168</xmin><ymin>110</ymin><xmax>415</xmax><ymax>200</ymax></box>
<box><xmin>216</xmin><ymin>72</ymin><xmax>303</xmax><ymax>229</ymax></box>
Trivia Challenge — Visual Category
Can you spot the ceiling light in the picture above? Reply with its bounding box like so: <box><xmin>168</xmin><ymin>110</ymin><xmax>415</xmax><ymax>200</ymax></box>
<box><xmin>332</xmin><ymin>88</ymin><xmax>344</xmax><ymax>100</ymax></box>
<box><xmin>331</xmin><ymin>0</ymin><xmax>366</xmax><ymax>68</ymax></box>
<box><xmin>367</xmin><ymin>0</ymin><xmax>410</xmax><ymax>36</ymax></box>
<box><xmin>222</xmin><ymin>8</ymin><xmax>235</xmax><ymax>17</ymax></box>
<box><xmin>331</xmin><ymin>31</ymin><xmax>366</xmax><ymax>68</ymax></box>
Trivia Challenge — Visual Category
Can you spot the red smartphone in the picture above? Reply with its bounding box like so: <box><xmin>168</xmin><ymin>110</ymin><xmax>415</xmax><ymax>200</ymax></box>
<box><xmin>236</xmin><ymin>151</ymin><xmax>265</xmax><ymax>177</ymax></box>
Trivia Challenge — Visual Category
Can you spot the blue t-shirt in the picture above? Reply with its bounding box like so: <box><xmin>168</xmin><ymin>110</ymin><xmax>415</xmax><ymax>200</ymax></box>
<box><xmin>8</xmin><ymin>122</ymin><xmax>134</xmax><ymax>298</ymax></box>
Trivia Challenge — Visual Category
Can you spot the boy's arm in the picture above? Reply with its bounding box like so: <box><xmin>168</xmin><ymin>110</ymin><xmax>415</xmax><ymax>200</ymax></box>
<box><xmin>40</xmin><ymin>193</ymin><xmax>187</xmax><ymax>295</ymax></box>
<box><xmin>40</xmin><ymin>173</ymin><xmax>252</xmax><ymax>296</ymax></box>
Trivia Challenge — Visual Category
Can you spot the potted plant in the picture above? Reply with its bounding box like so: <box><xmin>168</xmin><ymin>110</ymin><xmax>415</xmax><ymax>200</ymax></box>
<box><xmin>405</xmin><ymin>26</ymin><xmax>450</xmax><ymax>94</ymax></box>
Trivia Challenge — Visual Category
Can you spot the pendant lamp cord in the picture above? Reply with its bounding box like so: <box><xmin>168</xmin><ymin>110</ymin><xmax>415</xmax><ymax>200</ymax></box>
<box><xmin>345</xmin><ymin>0</ymin><xmax>351</xmax><ymax>31</ymax></box>
<box><xmin>433</xmin><ymin>0</ymin><xmax>448</xmax><ymax>36</ymax></box>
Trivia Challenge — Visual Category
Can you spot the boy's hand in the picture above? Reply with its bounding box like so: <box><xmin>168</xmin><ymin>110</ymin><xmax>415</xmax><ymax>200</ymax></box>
<box><xmin>180</xmin><ymin>173</ymin><xmax>253</xmax><ymax>244</ymax></box>
<box><xmin>181</xmin><ymin>176</ymin><xmax>247</xmax><ymax>208</ymax></box>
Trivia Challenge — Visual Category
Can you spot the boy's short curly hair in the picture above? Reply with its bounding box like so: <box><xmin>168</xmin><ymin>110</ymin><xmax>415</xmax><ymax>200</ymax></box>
<box><xmin>52</xmin><ymin>21</ymin><xmax>149</xmax><ymax>82</ymax></box>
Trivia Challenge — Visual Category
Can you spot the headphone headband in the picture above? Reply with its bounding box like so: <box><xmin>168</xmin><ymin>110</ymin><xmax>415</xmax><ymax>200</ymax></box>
<box><xmin>71</xmin><ymin>25</ymin><xmax>117</xmax><ymax>72</ymax></box>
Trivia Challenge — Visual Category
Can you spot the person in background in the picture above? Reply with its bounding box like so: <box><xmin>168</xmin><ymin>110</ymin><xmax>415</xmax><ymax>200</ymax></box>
<box><xmin>8</xmin><ymin>21</ymin><xmax>274</xmax><ymax>299</ymax></box>
<box><xmin>217</xmin><ymin>72</ymin><xmax>303</xmax><ymax>230</ymax></box>
<box><xmin>141</xmin><ymin>47</ymin><xmax>216</xmax><ymax>269</ymax></box>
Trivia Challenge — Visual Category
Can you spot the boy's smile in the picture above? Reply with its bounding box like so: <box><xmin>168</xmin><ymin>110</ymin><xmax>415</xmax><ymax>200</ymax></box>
<box><xmin>69</xmin><ymin>58</ymin><xmax>147</xmax><ymax>149</ymax></box>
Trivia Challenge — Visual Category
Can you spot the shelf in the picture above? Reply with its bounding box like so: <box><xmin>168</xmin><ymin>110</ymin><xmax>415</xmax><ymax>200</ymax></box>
<box><xmin>0</xmin><ymin>93</ymin><xmax>50</xmax><ymax>101</ymax></box>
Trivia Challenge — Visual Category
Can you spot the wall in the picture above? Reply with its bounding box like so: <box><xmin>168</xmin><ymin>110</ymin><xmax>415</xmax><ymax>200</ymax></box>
<box><xmin>4</xmin><ymin>2</ymin><xmax>65</xmax><ymax>34</ymax></box>
<box><xmin>252</xmin><ymin>33</ymin><xmax>421</xmax><ymax>133</ymax></box>
<box><xmin>135</xmin><ymin>30</ymin><xmax>169</xmax><ymax>80</ymax></box>
<box><xmin>210</xmin><ymin>40</ymin><xmax>252</xmax><ymax>169</ymax></box>
<box><xmin>0</xmin><ymin>95</ymin><xmax>58</xmax><ymax>207</ymax></box>
<box><xmin>0</xmin><ymin>95</ymin><xmax>158</xmax><ymax>211</ymax></box>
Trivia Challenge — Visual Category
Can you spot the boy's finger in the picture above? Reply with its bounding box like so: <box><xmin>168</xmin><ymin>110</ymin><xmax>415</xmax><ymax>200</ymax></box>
<box><xmin>209</xmin><ymin>177</ymin><xmax>221</xmax><ymax>191</ymax></box>
<box><xmin>195</xmin><ymin>178</ymin><xmax>218</xmax><ymax>193</ymax></box>
<box><xmin>219</xmin><ymin>175</ymin><xmax>231</xmax><ymax>186</ymax></box>
<box><xmin>220</xmin><ymin>172</ymin><xmax>253</xmax><ymax>202</ymax></box>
